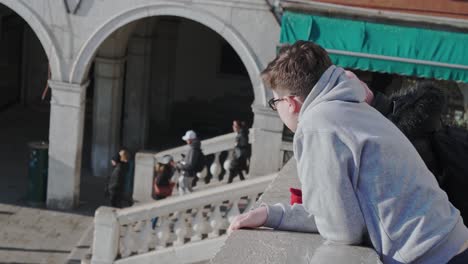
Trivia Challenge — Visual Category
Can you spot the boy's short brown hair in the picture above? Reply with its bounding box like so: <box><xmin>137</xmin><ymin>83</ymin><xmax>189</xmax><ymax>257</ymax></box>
<box><xmin>261</xmin><ymin>40</ymin><xmax>332</xmax><ymax>100</ymax></box>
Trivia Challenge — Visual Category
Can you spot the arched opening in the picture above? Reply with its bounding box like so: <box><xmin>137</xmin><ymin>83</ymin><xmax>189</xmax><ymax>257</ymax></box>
<box><xmin>0</xmin><ymin>3</ymin><xmax>50</xmax><ymax>204</ymax></box>
<box><xmin>142</xmin><ymin>16</ymin><xmax>254</xmax><ymax>149</ymax></box>
<box><xmin>79</xmin><ymin>15</ymin><xmax>255</xmax><ymax>206</ymax></box>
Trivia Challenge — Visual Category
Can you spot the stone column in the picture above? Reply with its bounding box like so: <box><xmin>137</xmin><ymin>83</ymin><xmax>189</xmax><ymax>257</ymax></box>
<box><xmin>91</xmin><ymin>207</ymin><xmax>119</xmax><ymax>264</ymax></box>
<box><xmin>47</xmin><ymin>80</ymin><xmax>88</xmax><ymax>209</ymax></box>
<box><xmin>133</xmin><ymin>152</ymin><xmax>155</xmax><ymax>203</ymax></box>
<box><xmin>121</xmin><ymin>34</ymin><xmax>153</xmax><ymax>154</ymax></box>
<box><xmin>91</xmin><ymin>57</ymin><xmax>126</xmax><ymax>177</ymax></box>
<box><xmin>248</xmin><ymin>104</ymin><xmax>284</xmax><ymax>177</ymax></box>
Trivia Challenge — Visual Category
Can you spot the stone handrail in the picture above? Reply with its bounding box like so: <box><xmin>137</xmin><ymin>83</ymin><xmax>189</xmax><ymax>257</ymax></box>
<box><xmin>133</xmin><ymin>132</ymin><xmax>250</xmax><ymax>203</ymax></box>
<box><xmin>211</xmin><ymin>159</ymin><xmax>382</xmax><ymax>264</ymax></box>
<box><xmin>154</xmin><ymin>132</ymin><xmax>239</xmax><ymax>160</ymax></box>
<box><xmin>91</xmin><ymin>173</ymin><xmax>276</xmax><ymax>264</ymax></box>
<box><xmin>280</xmin><ymin>140</ymin><xmax>294</xmax><ymax>165</ymax></box>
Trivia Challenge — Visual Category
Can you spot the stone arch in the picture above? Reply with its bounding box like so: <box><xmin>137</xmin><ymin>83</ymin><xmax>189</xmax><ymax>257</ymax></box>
<box><xmin>70</xmin><ymin>2</ymin><xmax>266</xmax><ymax>105</ymax></box>
<box><xmin>0</xmin><ymin>0</ymin><xmax>62</xmax><ymax>80</ymax></box>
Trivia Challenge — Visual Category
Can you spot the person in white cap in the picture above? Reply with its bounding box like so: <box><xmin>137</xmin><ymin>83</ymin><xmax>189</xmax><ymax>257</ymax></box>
<box><xmin>177</xmin><ymin>130</ymin><xmax>204</xmax><ymax>195</ymax></box>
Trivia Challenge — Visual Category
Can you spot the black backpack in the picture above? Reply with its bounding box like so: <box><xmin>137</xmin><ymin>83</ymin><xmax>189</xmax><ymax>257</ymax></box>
<box><xmin>373</xmin><ymin>87</ymin><xmax>468</xmax><ymax>223</ymax></box>
<box><xmin>194</xmin><ymin>149</ymin><xmax>206</xmax><ymax>173</ymax></box>
<box><xmin>431</xmin><ymin>126</ymin><xmax>468</xmax><ymax>222</ymax></box>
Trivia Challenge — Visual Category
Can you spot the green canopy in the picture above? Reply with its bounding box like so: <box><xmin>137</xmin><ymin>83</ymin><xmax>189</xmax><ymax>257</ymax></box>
<box><xmin>280</xmin><ymin>11</ymin><xmax>468</xmax><ymax>83</ymax></box>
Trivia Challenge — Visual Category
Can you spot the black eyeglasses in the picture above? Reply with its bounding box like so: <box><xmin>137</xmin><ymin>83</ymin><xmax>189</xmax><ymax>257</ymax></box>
<box><xmin>268</xmin><ymin>97</ymin><xmax>286</xmax><ymax>111</ymax></box>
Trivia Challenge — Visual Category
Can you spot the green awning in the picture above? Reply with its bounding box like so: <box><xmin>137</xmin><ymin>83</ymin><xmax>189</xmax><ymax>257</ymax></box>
<box><xmin>280</xmin><ymin>11</ymin><xmax>468</xmax><ymax>83</ymax></box>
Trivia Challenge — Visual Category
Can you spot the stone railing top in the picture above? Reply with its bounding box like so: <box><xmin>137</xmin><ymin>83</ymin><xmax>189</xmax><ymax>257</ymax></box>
<box><xmin>117</xmin><ymin>173</ymin><xmax>276</xmax><ymax>225</ymax></box>
<box><xmin>280</xmin><ymin>141</ymin><xmax>293</xmax><ymax>152</ymax></box>
<box><xmin>211</xmin><ymin>159</ymin><xmax>382</xmax><ymax>264</ymax></box>
<box><xmin>154</xmin><ymin>131</ymin><xmax>245</xmax><ymax>162</ymax></box>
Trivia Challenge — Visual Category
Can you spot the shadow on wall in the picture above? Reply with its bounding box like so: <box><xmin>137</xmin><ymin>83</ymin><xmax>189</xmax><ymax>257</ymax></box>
<box><xmin>63</xmin><ymin>0</ymin><xmax>95</xmax><ymax>16</ymax></box>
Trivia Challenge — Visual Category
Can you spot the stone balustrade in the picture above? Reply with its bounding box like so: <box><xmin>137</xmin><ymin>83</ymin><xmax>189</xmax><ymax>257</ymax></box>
<box><xmin>133</xmin><ymin>132</ymin><xmax>240</xmax><ymax>202</ymax></box>
<box><xmin>133</xmin><ymin>132</ymin><xmax>292</xmax><ymax>203</ymax></box>
<box><xmin>91</xmin><ymin>173</ymin><xmax>276</xmax><ymax>264</ymax></box>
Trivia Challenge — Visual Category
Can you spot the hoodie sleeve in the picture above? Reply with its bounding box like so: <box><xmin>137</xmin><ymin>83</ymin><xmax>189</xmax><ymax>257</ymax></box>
<box><xmin>263</xmin><ymin>203</ymin><xmax>318</xmax><ymax>232</ymax></box>
<box><xmin>298</xmin><ymin>131</ymin><xmax>366</xmax><ymax>244</ymax></box>
<box><xmin>263</xmin><ymin>131</ymin><xmax>366</xmax><ymax>245</ymax></box>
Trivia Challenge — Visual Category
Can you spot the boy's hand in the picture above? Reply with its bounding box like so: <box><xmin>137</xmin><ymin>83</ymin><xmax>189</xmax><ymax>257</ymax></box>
<box><xmin>228</xmin><ymin>206</ymin><xmax>268</xmax><ymax>232</ymax></box>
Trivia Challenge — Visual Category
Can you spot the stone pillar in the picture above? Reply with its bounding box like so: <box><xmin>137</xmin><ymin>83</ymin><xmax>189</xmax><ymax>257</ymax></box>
<box><xmin>133</xmin><ymin>152</ymin><xmax>155</xmax><ymax>203</ymax></box>
<box><xmin>249</xmin><ymin>104</ymin><xmax>284</xmax><ymax>177</ymax></box>
<box><xmin>47</xmin><ymin>81</ymin><xmax>88</xmax><ymax>209</ymax></box>
<box><xmin>121</xmin><ymin>34</ymin><xmax>152</xmax><ymax>154</ymax></box>
<box><xmin>91</xmin><ymin>207</ymin><xmax>119</xmax><ymax>264</ymax></box>
<box><xmin>91</xmin><ymin>57</ymin><xmax>126</xmax><ymax>177</ymax></box>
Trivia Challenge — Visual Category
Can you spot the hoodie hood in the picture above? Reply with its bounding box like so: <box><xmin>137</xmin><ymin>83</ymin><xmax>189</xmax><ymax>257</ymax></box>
<box><xmin>299</xmin><ymin>66</ymin><xmax>367</xmax><ymax>121</ymax></box>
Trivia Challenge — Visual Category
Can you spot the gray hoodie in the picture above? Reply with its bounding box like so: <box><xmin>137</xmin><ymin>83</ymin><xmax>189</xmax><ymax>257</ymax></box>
<box><xmin>264</xmin><ymin>66</ymin><xmax>468</xmax><ymax>263</ymax></box>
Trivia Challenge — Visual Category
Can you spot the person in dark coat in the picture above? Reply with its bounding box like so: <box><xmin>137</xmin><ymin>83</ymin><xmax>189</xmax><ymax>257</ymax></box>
<box><xmin>228</xmin><ymin>120</ymin><xmax>251</xmax><ymax>183</ymax></box>
<box><xmin>119</xmin><ymin>149</ymin><xmax>134</xmax><ymax>207</ymax></box>
<box><xmin>106</xmin><ymin>153</ymin><xmax>125</xmax><ymax>208</ymax></box>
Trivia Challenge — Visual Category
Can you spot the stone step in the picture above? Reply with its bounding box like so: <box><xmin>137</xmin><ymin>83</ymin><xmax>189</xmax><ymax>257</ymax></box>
<box><xmin>66</xmin><ymin>224</ymin><xmax>94</xmax><ymax>264</ymax></box>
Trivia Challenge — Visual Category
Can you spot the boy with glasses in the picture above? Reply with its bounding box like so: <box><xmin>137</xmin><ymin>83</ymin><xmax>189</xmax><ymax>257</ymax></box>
<box><xmin>229</xmin><ymin>41</ymin><xmax>468</xmax><ymax>264</ymax></box>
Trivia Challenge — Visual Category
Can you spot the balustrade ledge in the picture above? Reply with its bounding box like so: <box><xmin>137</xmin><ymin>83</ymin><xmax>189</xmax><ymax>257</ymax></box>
<box><xmin>115</xmin><ymin>237</ymin><xmax>227</xmax><ymax>264</ymax></box>
<box><xmin>211</xmin><ymin>159</ymin><xmax>382</xmax><ymax>264</ymax></box>
<box><xmin>154</xmin><ymin>132</ymin><xmax>240</xmax><ymax>160</ymax></box>
<box><xmin>117</xmin><ymin>174</ymin><xmax>276</xmax><ymax>225</ymax></box>
<box><xmin>135</xmin><ymin>152</ymin><xmax>156</xmax><ymax>165</ymax></box>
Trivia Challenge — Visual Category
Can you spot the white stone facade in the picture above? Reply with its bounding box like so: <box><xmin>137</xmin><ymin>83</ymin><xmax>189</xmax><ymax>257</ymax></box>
<box><xmin>0</xmin><ymin>0</ymin><xmax>282</xmax><ymax>209</ymax></box>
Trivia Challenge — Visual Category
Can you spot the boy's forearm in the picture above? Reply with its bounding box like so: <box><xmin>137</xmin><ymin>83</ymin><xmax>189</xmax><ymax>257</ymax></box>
<box><xmin>262</xmin><ymin>203</ymin><xmax>318</xmax><ymax>233</ymax></box>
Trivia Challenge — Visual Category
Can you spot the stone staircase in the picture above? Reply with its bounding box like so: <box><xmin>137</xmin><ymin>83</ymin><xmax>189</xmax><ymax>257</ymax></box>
<box><xmin>89</xmin><ymin>173</ymin><xmax>276</xmax><ymax>264</ymax></box>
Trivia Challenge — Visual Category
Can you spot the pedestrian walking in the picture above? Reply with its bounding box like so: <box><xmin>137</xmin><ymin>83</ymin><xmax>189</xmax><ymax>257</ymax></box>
<box><xmin>227</xmin><ymin>120</ymin><xmax>251</xmax><ymax>183</ymax></box>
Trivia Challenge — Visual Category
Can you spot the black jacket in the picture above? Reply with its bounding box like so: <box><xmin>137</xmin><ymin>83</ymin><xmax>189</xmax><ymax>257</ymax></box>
<box><xmin>107</xmin><ymin>162</ymin><xmax>129</xmax><ymax>195</ymax></box>
<box><xmin>372</xmin><ymin>82</ymin><xmax>445</xmax><ymax>178</ymax></box>
<box><xmin>234</xmin><ymin>128</ymin><xmax>250</xmax><ymax>159</ymax></box>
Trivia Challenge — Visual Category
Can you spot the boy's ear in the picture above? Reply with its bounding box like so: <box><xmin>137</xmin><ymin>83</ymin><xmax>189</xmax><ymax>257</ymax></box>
<box><xmin>287</xmin><ymin>96</ymin><xmax>302</xmax><ymax>114</ymax></box>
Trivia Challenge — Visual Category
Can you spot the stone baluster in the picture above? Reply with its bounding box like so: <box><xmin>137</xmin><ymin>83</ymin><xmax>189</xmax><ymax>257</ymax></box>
<box><xmin>148</xmin><ymin>221</ymin><xmax>159</xmax><ymax>251</ymax></box>
<box><xmin>210</xmin><ymin>152</ymin><xmax>222</xmax><ymax>182</ymax></box>
<box><xmin>192</xmin><ymin>206</ymin><xmax>211</xmax><ymax>242</ymax></box>
<box><xmin>119</xmin><ymin>224</ymin><xmax>133</xmax><ymax>258</ymax></box>
<box><xmin>221</xmin><ymin>150</ymin><xmax>234</xmax><ymax>183</ymax></box>
<box><xmin>243</xmin><ymin>195</ymin><xmax>256</xmax><ymax>213</ymax></box>
<box><xmin>196</xmin><ymin>166</ymin><xmax>208</xmax><ymax>188</ymax></box>
<box><xmin>227</xmin><ymin>198</ymin><xmax>241</xmax><ymax>225</ymax></box>
<box><xmin>155</xmin><ymin>216</ymin><xmax>170</xmax><ymax>249</ymax></box>
<box><xmin>173</xmin><ymin>212</ymin><xmax>188</xmax><ymax>246</ymax></box>
<box><xmin>209</xmin><ymin>203</ymin><xmax>228</xmax><ymax>238</ymax></box>
<box><xmin>185</xmin><ymin>210</ymin><xmax>194</xmax><ymax>240</ymax></box>
<box><xmin>136</xmin><ymin>220</ymin><xmax>151</xmax><ymax>254</ymax></box>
